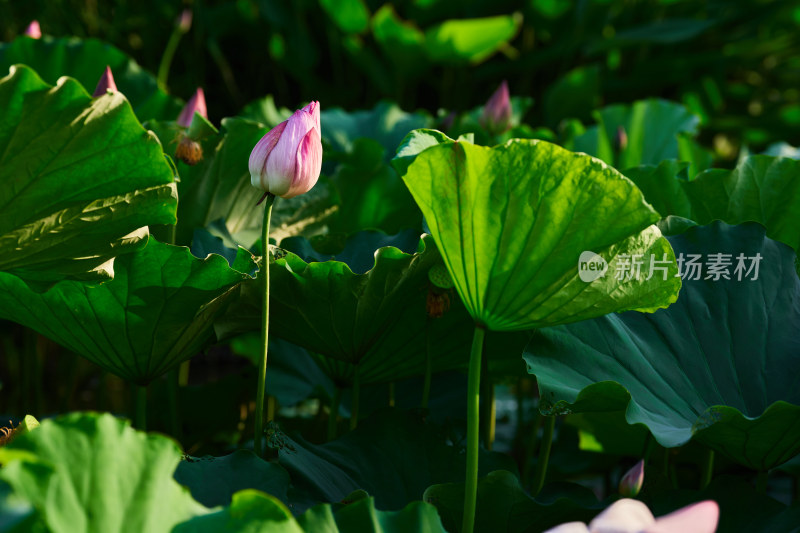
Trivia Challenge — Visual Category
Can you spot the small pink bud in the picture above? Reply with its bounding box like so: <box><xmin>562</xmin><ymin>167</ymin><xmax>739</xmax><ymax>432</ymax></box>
<box><xmin>249</xmin><ymin>101</ymin><xmax>322</xmax><ymax>200</ymax></box>
<box><xmin>178</xmin><ymin>9</ymin><xmax>193</xmax><ymax>33</ymax></box>
<box><xmin>24</xmin><ymin>20</ymin><xmax>41</xmax><ymax>39</ymax></box>
<box><xmin>616</xmin><ymin>125</ymin><xmax>628</xmax><ymax>152</ymax></box>
<box><xmin>480</xmin><ymin>80</ymin><xmax>512</xmax><ymax>135</ymax></box>
<box><xmin>644</xmin><ymin>501</ymin><xmax>719</xmax><ymax>533</ymax></box>
<box><xmin>177</xmin><ymin>88</ymin><xmax>207</xmax><ymax>128</ymax></box>
<box><xmin>92</xmin><ymin>66</ymin><xmax>118</xmax><ymax>97</ymax></box>
<box><xmin>618</xmin><ymin>460</ymin><xmax>645</xmax><ymax>497</ymax></box>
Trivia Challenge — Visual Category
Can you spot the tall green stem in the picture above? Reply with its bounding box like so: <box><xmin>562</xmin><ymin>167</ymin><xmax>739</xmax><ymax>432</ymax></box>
<box><xmin>328</xmin><ymin>387</ymin><xmax>342</xmax><ymax>441</ymax></box>
<box><xmin>462</xmin><ymin>325</ymin><xmax>486</xmax><ymax>533</ymax></box>
<box><xmin>254</xmin><ymin>194</ymin><xmax>276</xmax><ymax>457</ymax></box>
<box><xmin>157</xmin><ymin>26</ymin><xmax>186</xmax><ymax>90</ymax></box>
<box><xmin>700</xmin><ymin>448</ymin><xmax>715</xmax><ymax>489</ymax></box>
<box><xmin>532</xmin><ymin>415</ymin><xmax>555</xmax><ymax>496</ymax></box>
<box><xmin>350</xmin><ymin>365</ymin><xmax>361</xmax><ymax>431</ymax></box>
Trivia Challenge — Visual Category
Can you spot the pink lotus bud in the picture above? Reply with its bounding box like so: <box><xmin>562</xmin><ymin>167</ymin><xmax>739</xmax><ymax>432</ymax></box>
<box><xmin>249</xmin><ymin>101</ymin><xmax>322</xmax><ymax>200</ymax></box>
<box><xmin>92</xmin><ymin>66</ymin><xmax>118</xmax><ymax>97</ymax></box>
<box><xmin>616</xmin><ymin>125</ymin><xmax>628</xmax><ymax>152</ymax></box>
<box><xmin>178</xmin><ymin>9</ymin><xmax>193</xmax><ymax>33</ymax></box>
<box><xmin>177</xmin><ymin>88</ymin><xmax>207</xmax><ymax>128</ymax></box>
<box><xmin>644</xmin><ymin>501</ymin><xmax>719</xmax><ymax>533</ymax></box>
<box><xmin>480</xmin><ymin>80</ymin><xmax>512</xmax><ymax>135</ymax></box>
<box><xmin>24</xmin><ymin>20</ymin><xmax>42</xmax><ymax>39</ymax></box>
<box><xmin>618</xmin><ymin>460</ymin><xmax>645</xmax><ymax>497</ymax></box>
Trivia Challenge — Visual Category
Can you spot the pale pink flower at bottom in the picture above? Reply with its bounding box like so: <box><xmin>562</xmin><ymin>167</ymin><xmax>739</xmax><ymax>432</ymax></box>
<box><xmin>543</xmin><ymin>499</ymin><xmax>719</xmax><ymax>533</ymax></box>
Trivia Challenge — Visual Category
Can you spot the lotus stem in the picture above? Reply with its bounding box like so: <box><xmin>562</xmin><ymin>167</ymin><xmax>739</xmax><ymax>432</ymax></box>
<box><xmin>700</xmin><ymin>448</ymin><xmax>715</xmax><ymax>489</ymax></box>
<box><xmin>480</xmin><ymin>353</ymin><xmax>495</xmax><ymax>450</ymax></box>
<box><xmin>328</xmin><ymin>387</ymin><xmax>342</xmax><ymax>441</ymax></box>
<box><xmin>462</xmin><ymin>324</ymin><xmax>486</xmax><ymax>533</ymax></box>
<box><xmin>532</xmin><ymin>415</ymin><xmax>556</xmax><ymax>497</ymax></box>
<box><xmin>157</xmin><ymin>25</ymin><xmax>185</xmax><ymax>90</ymax></box>
<box><xmin>350</xmin><ymin>365</ymin><xmax>361</xmax><ymax>431</ymax></box>
<box><xmin>254</xmin><ymin>193</ymin><xmax>275</xmax><ymax>457</ymax></box>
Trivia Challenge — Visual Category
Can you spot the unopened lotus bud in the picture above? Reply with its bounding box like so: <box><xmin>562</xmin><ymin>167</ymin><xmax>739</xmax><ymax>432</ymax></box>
<box><xmin>177</xmin><ymin>88</ymin><xmax>207</xmax><ymax>128</ymax></box>
<box><xmin>619</xmin><ymin>459</ymin><xmax>644</xmax><ymax>497</ymax></box>
<box><xmin>249</xmin><ymin>101</ymin><xmax>322</xmax><ymax>200</ymax></box>
<box><xmin>24</xmin><ymin>20</ymin><xmax>41</xmax><ymax>39</ymax></box>
<box><xmin>92</xmin><ymin>66</ymin><xmax>118</xmax><ymax>97</ymax></box>
<box><xmin>178</xmin><ymin>9</ymin><xmax>193</xmax><ymax>33</ymax></box>
<box><xmin>480</xmin><ymin>80</ymin><xmax>512</xmax><ymax>135</ymax></box>
<box><xmin>615</xmin><ymin>125</ymin><xmax>628</xmax><ymax>152</ymax></box>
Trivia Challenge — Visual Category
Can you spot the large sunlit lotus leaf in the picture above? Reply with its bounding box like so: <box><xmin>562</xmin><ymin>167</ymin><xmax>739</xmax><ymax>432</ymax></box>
<box><xmin>394</xmin><ymin>137</ymin><xmax>681</xmax><ymax>331</ymax></box>
<box><xmin>0</xmin><ymin>413</ymin><xmax>207</xmax><ymax>533</ymax></box>
<box><xmin>423</xmin><ymin>470</ymin><xmax>602</xmax><ymax>533</ymax></box>
<box><xmin>174</xmin><ymin>450</ymin><xmax>290</xmax><ymax>508</ymax></box>
<box><xmin>0</xmin><ymin>36</ymin><xmax>182</xmax><ymax>120</ymax></box>
<box><xmin>273</xmin><ymin>409</ymin><xmax>516</xmax><ymax>512</ymax></box>
<box><xmin>424</xmin><ymin>15</ymin><xmax>521</xmax><ymax>64</ymax></box>
<box><xmin>0</xmin><ymin>238</ymin><xmax>256</xmax><ymax>385</ymax></box>
<box><xmin>0</xmin><ymin>65</ymin><xmax>177</xmax><ymax>288</ymax></box>
<box><xmin>573</xmin><ymin>99</ymin><xmax>701</xmax><ymax>169</ymax></box>
<box><xmin>625</xmin><ymin>155</ymin><xmax>800</xmax><ymax>253</ymax></box>
<box><xmin>524</xmin><ymin>222</ymin><xmax>800</xmax><ymax>470</ymax></box>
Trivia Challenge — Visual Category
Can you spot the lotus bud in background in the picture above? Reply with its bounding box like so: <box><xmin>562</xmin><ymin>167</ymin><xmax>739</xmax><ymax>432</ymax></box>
<box><xmin>249</xmin><ymin>101</ymin><xmax>322</xmax><ymax>200</ymax></box>
<box><xmin>24</xmin><ymin>20</ymin><xmax>41</xmax><ymax>39</ymax></box>
<box><xmin>618</xmin><ymin>459</ymin><xmax>644</xmax><ymax>497</ymax></box>
<box><xmin>480</xmin><ymin>80</ymin><xmax>512</xmax><ymax>135</ymax></box>
<box><xmin>177</xmin><ymin>9</ymin><xmax>193</xmax><ymax>33</ymax></box>
<box><xmin>543</xmin><ymin>498</ymin><xmax>719</xmax><ymax>533</ymax></box>
<box><xmin>615</xmin><ymin>125</ymin><xmax>628</xmax><ymax>153</ymax></box>
<box><xmin>92</xmin><ymin>66</ymin><xmax>118</xmax><ymax>97</ymax></box>
<box><xmin>177</xmin><ymin>88</ymin><xmax>207</xmax><ymax>128</ymax></box>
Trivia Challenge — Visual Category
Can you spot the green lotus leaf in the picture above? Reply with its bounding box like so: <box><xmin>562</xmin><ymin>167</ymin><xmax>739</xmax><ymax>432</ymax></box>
<box><xmin>626</xmin><ymin>155</ymin><xmax>800</xmax><ymax>253</ymax></box>
<box><xmin>422</xmin><ymin>470</ymin><xmax>602</xmax><ymax>533</ymax></box>
<box><xmin>319</xmin><ymin>0</ymin><xmax>370</xmax><ymax>34</ymax></box>
<box><xmin>0</xmin><ymin>238</ymin><xmax>256</xmax><ymax>384</ymax></box>
<box><xmin>298</xmin><ymin>497</ymin><xmax>447</xmax><ymax>533</ymax></box>
<box><xmin>329</xmin><ymin>138</ymin><xmax>423</xmax><ymax>234</ymax></box>
<box><xmin>394</xmin><ymin>137</ymin><xmax>681</xmax><ymax>331</ymax></box>
<box><xmin>0</xmin><ymin>413</ymin><xmax>207</xmax><ymax>533</ymax></box>
<box><xmin>175</xmin><ymin>490</ymin><xmax>301</xmax><ymax>533</ymax></box>
<box><xmin>424</xmin><ymin>15</ymin><xmax>521</xmax><ymax>64</ymax></box>
<box><xmin>0</xmin><ymin>36</ymin><xmax>182</xmax><ymax>121</ymax></box>
<box><xmin>320</xmin><ymin>101</ymin><xmax>432</xmax><ymax>158</ymax></box>
<box><xmin>217</xmin><ymin>232</ymin><xmax>476</xmax><ymax>385</ymax></box>
<box><xmin>272</xmin><ymin>409</ymin><xmax>517</xmax><ymax>511</ymax></box>
<box><xmin>524</xmin><ymin>222</ymin><xmax>800</xmax><ymax>470</ymax></box>
<box><xmin>572</xmin><ymin>99</ymin><xmax>704</xmax><ymax>170</ymax></box>
<box><xmin>0</xmin><ymin>65</ymin><xmax>177</xmax><ymax>288</ymax></box>
<box><xmin>174</xmin><ymin>450</ymin><xmax>290</xmax><ymax>508</ymax></box>
<box><xmin>176</xmin><ymin>490</ymin><xmax>446</xmax><ymax>533</ymax></box>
